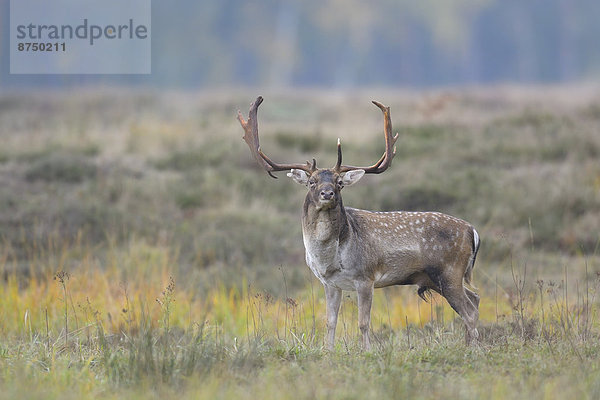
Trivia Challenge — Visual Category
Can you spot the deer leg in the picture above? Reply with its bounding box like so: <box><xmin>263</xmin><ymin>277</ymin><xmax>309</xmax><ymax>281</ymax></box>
<box><xmin>356</xmin><ymin>281</ymin><xmax>374</xmax><ymax>351</ymax></box>
<box><xmin>445</xmin><ymin>287</ymin><xmax>479</xmax><ymax>344</ymax></box>
<box><xmin>464</xmin><ymin>286</ymin><xmax>480</xmax><ymax>310</ymax></box>
<box><xmin>463</xmin><ymin>286</ymin><xmax>480</xmax><ymax>342</ymax></box>
<box><xmin>324</xmin><ymin>284</ymin><xmax>342</xmax><ymax>351</ymax></box>
<box><xmin>426</xmin><ymin>266</ymin><xmax>479</xmax><ymax>345</ymax></box>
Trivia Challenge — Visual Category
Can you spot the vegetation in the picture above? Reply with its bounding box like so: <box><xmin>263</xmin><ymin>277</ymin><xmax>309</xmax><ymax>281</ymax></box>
<box><xmin>0</xmin><ymin>87</ymin><xmax>599</xmax><ymax>398</ymax></box>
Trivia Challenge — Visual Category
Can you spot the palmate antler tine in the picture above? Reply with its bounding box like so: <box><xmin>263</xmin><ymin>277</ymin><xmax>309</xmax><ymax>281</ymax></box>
<box><xmin>237</xmin><ymin>96</ymin><xmax>272</xmax><ymax>174</ymax></box>
<box><xmin>336</xmin><ymin>100</ymin><xmax>399</xmax><ymax>174</ymax></box>
<box><xmin>238</xmin><ymin>96</ymin><xmax>316</xmax><ymax>178</ymax></box>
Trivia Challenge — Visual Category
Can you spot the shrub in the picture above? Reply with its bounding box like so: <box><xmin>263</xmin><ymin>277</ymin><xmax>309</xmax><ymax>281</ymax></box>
<box><xmin>25</xmin><ymin>153</ymin><xmax>96</xmax><ymax>183</ymax></box>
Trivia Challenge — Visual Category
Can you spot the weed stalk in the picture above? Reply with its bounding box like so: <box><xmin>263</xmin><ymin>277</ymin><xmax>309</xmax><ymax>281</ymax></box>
<box><xmin>54</xmin><ymin>271</ymin><xmax>70</xmax><ymax>349</ymax></box>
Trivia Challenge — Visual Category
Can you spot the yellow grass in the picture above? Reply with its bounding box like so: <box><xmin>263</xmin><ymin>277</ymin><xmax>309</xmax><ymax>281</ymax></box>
<box><xmin>0</xmin><ymin>237</ymin><xmax>539</xmax><ymax>344</ymax></box>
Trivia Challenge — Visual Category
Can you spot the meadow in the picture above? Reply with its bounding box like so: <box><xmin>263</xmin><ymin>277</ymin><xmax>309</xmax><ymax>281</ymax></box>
<box><xmin>0</xmin><ymin>86</ymin><xmax>599</xmax><ymax>399</ymax></box>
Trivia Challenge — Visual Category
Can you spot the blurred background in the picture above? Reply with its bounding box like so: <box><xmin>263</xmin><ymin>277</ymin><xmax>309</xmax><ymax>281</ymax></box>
<box><xmin>0</xmin><ymin>0</ymin><xmax>598</xmax><ymax>298</ymax></box>
<box><xmin>2</xmin><ymin>0</ymin><xmax>600</xmax><ymax>88</ymax></box>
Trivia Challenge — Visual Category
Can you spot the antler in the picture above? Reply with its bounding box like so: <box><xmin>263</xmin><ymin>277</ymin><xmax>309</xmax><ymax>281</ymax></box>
<box><xmin>237</xmin><ymin>96</ymin><xmax>316</xmax><ymax>178</ymax></box>
<box><xmin>335</xmin><ymin>100</ymin><xmax>399</xmax><ymax>174</ymax></box>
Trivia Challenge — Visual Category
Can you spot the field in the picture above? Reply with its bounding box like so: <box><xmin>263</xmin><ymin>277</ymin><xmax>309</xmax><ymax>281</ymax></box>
<box><xmin>0</xmin><ymin>86</ymin><xmax>599</xmax><ymax>399</ymax></box>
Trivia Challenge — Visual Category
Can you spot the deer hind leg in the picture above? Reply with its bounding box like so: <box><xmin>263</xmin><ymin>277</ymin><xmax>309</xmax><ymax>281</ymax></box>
<box><xmin>425</xmin><ymin>267</ymin><xmax>479</xmax><ymax>345</ymax></box>
<box><xmin>444</xmin><ymin>286</ymin><xmax>479</xmax><ymax>344</ymax></box>
<box><xmin>461</xmin><ymin>286</ymin><xmax>480</xmax><ymax>344</ymax></box>
<box><xmin>444</xmin><ymin>285</ymin><xmax>479</xmax><ymax>344</ymax></box>
<box><xmin>464</xmin><ymin>286</ymin><xmax>480</xmax><ymax>309</ymax></box>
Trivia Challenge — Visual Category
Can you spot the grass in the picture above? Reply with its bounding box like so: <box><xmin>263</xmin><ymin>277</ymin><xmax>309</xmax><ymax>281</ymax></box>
<box><xmin>1</xmin><ymin>86</ymin><xmax>600</xmax><ymax>398</ymax></box>
<box><xmin>1</xmin><ymin>240</ymin><xmax>600</xmax><ymax>399</ymax></box>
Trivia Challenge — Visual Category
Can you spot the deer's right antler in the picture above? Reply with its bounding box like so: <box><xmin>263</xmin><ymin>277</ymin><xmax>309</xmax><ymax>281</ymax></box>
<box><xmin>237</xmin><ymin>96</ymin><xmax>316</xmax><ymax>179</ymax></box>
<box><xmin>335</xmin><ymin>100</ymin><xmax>399</xmax><ymax>174</ymax></box>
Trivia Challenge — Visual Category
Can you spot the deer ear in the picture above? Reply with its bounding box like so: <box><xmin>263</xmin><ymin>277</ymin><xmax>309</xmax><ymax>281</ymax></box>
<box><xmin>341</xmin><ymin>169</ymin><xmax>365</xmax><ymax>186</ymax></box>
<box><xmin>287</xmin><ymin>169</ymin><xmax>310</xmax><ymax>185</ymax></box>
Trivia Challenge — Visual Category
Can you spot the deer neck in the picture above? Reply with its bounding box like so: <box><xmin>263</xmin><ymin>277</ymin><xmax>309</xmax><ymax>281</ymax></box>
<box><xmin>301</xmin><ymin>195</ymin><xmax>351</xmax><ymax>280</ymax></box>
<box><xmin>301</xmin><ymin>196</ymin><xmax>349</xmax><ymax>244</ymax></box>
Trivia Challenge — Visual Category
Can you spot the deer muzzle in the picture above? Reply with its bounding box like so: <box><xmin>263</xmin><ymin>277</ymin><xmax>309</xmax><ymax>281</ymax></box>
<box><xmin>320</xmin><ymin>190</ymin><xmax>335</xmax><ymax>201</ymax></box>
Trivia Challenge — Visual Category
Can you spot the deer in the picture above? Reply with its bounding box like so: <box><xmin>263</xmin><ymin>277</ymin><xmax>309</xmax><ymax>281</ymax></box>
<box><xmin>237</xmin><ymin>96</ymin><xmax>481</xmax><ymax>350</ymax></box>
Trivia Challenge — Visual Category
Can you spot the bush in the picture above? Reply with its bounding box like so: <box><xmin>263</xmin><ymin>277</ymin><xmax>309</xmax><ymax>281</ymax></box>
<box><xmin>25</xmin><ymin>153</ymin><xmax>96</xmax><ymax>183</ymax></box>
<box><xmin>379</xmin><ymin>186</ymin><xmax>459</xmax><ymax>212</ymax></box>
<box><xmin>274</xmin><ymin>131</ymin><xmax>324</xmax><ymax>153</ymax></box>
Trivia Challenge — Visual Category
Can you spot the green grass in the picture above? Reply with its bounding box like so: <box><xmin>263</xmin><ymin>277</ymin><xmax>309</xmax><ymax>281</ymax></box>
<box><xmin>4</xmin><ymin>334</ymin><xmax>600</xmax><ymax>400</ymax></box>
<box><xmin>1</xmin><ymin>259</ymin><xmax>600</xmax><ymax>400</ymax></box>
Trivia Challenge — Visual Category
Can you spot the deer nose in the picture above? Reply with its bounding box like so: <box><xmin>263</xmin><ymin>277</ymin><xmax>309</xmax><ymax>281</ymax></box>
<box><xmin>320</xmin><ymin>190</ymin><xmax>334</xmax><ymax>200</ymax></box>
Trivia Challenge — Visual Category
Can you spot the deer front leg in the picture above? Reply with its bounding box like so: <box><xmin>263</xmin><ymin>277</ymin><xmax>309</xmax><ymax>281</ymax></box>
<box><xmin>324</xmin><ymin>284</ymin><xmax>342</xmax><ymax>351</ymax></box>
<box><xmin>356</xmin><ymin>281</ymin><xmax>374</xmax><ymax>351</ymax></box>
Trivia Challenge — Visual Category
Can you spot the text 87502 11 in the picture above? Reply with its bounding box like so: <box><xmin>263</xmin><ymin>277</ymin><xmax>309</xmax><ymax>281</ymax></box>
<box><xmin>17</xmin><ymin>42</ymin><xmax>66</xmax><ymax>52</ymax></box>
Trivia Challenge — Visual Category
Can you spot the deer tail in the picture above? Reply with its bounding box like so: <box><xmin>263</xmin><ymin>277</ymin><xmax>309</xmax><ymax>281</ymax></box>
<box><xmin>464</xmin><ymin>227</ymin><xmax>480</xmax><ymax>288</ymax></box>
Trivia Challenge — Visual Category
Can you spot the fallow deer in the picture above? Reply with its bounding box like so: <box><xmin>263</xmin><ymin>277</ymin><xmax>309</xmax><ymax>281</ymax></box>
<box><xmin>237</xmin><ymin>96</ymin><xmax>481</xmax><ymax>350</ymax></box>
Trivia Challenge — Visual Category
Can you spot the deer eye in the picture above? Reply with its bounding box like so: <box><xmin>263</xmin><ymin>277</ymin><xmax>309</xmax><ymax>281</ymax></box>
<box><xmin>308</xmin><ymin>180</ymin><xmax>317</xmax><ymax>188</ymax></box>
<box><xmin>337</xmin><ymin>179</ymin><xmax>343</xmax><ymax>187</ymax></box>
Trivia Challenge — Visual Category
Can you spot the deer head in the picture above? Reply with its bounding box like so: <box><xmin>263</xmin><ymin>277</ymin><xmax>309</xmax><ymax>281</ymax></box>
<box><xmin>287</xmin><ymin>168</ymin><xmax>364</xmax><ymax>211</ymax></box>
